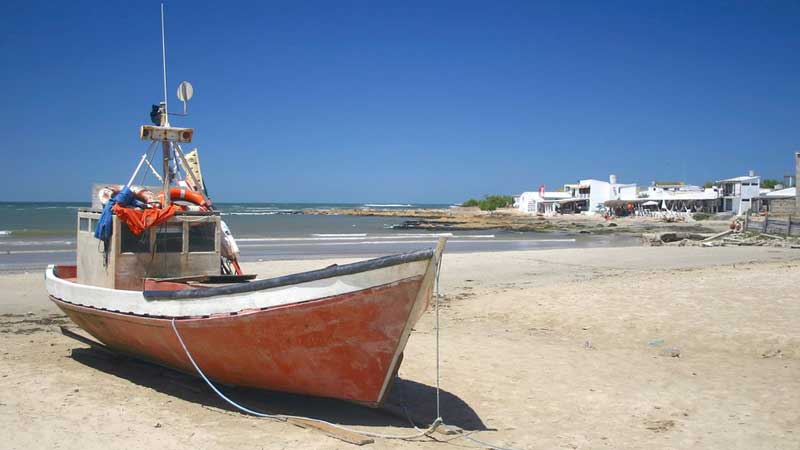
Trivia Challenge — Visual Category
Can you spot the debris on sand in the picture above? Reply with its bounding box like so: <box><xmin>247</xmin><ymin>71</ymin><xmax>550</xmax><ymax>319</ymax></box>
<box><xmin>659</xmin><ymin>347</ymin><xmax>681</xmax><ymax>358</ymax></box>
<box><xmin>644</xmin><ymin>419</ymin><xmax>676</xmax><ymax>433</ymax></box>
<box><xmin>701</xmin><ymin>231</ymin><xmax>800</xmax><ymax>249</ymax></box>
<box><xmin>641</xmin><ymin>232</ymin><xmax>705</xmax><ymax>246</ymax></box>
<box><xmin>643</xmin><ymin>227</ymin><xmax>800</xmax><ymax>249</ymax></box>
<box><xmin>761</xmin><ymin>349</ymin><xmax>783</xmax><ymax>359</ymax></box>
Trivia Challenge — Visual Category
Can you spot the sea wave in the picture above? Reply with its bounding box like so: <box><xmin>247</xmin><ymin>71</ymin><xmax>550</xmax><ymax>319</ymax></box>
<box><xmin>221</xmin><ymin>210</ymin><xmax>300</xmax><ymax>216</ymax></box>
<box><xmin>222</xmin><ymin>212</ymin><xmax>278</xmax><ymax>216</ymax></box>
<box><xmin>0</xmin><ymin>229</ymin><xmax>73</xmax><ymax>238</ymax></box>
<box><xmin>237</xmin><ymin>238</ymin><xmax>575</xmax><ymax>247</ymax></box>
<box><xmin>0</xmin><ymin>240</ymin><xmax>74</xmax><ymax>247</ymax></box>
<box><xmin>0</xmin><ymin>249</ymin><xmax>75</xmax><ymax>254</ymax></box>
<box><xmin>236</xmin><ymin>233</ymin><xmax>495</xmax><ymax>243</ymax></box>
<box><xmin>229</xmin><ymin>208</ymin><xmax>281</xmax><ymax>212</ymax></box>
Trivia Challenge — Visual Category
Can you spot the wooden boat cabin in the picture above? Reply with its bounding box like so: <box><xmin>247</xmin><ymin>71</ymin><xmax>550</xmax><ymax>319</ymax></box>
<box><xmin>76</xmin><ymin>208</ymin><xmax>221</xmax><ymax>291</ymax></box>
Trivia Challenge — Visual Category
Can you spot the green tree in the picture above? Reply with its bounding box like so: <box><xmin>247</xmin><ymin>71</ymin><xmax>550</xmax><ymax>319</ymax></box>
<box><xmin>761</xmin><ymin>179</ymin><xmax>781</xmax><ymax>189</ymax></box>
<box><xmin>477</xmin><ymin>195</ymin><xmax>514</xmax><ymax>211</ymax></box>
<box><xmin>703</xmin><ymin>181</ymin><xmax>714</xmax><ymax>188</ymax></box>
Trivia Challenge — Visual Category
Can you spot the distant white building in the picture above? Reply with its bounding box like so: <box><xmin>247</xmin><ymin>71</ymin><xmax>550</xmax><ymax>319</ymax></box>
<box><xmin>638</xmin><ymin>183</ymin><xmax>720</xmax><ymax>213</ymax></box>
<box><xmin>562</xmin><ymin>175</ymin><xmax>637</xmax><ymax>214</ymax></box>
<box><xmin>516</xmin><ymin>172</ymin><xmax>766</xmax><ymax>217</ymax></box>
<box><xmin>755</xmin><ymin>186</ymin><xmax>796</xmax><ymax>215</ymax></box>
<box><xmin>716</xmin><ymin>173</ymin><xmax>761</xmax><ymax>215</ymax></box>
<box><xmin>517</xmin><ymin>190</ymin><xmax>572</xmax><ymax>215</ymax></box>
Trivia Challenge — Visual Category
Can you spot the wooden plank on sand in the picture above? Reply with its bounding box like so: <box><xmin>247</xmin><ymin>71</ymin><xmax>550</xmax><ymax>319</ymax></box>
<box><xmin>702</xmin><ymin>230</ymin><xmax>733</xmax><ymax>242</ymax></box>
<box><xmin>287</xmin><ymin>418</ymin><xmax>375</xmax><ymax>446</ymax></box>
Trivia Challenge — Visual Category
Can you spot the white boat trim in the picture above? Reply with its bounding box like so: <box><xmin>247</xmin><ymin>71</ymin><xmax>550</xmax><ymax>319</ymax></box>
<box><xmin>46</xmin><ymin>259</ymin><xmax>428</xmax><ymax>317</ymax></box>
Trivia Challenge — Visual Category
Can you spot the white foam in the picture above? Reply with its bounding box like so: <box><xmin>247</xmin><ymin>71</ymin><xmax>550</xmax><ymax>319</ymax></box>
<box><xmin>237</xmin><ymin>238</ymin><xmax>576</xmax><ymax>247</ymax></box>
<box><xmin>0</xmin><ymin>239</ymin><xmax>75</xmax><ymax>247</ymax></box>
<box><xmin>221</xmin><ymin>211</ymin><xmax>296</xmax><ymax>216</ymax></box>
<box><xmin>237</xmin><ymin>233</ymin><xmax>477</xmax><ymax>243</ymax></box>
<box><xmin>1</xmin><ymin>249</ymin><xmax>74</xmax><ymax>254</ymax></box>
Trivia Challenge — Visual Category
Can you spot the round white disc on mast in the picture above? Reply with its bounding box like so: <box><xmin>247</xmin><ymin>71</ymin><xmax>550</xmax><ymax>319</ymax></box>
<box><xmin>177</xmin><ymin>81</ymin><xmax>194</xmax><ymax>102</ymax></box>
<box><xmin>177</xmin><ymin>81</ymin><xmax>194</xmax><ymax>115</ymax></box>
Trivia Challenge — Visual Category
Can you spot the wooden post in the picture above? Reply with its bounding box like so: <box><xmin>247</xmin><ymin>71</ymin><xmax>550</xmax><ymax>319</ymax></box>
<box><xmin>744</xmin><ymin>212</ymin><xmax>750</xmax><ymax>232</ymax></box>
<box><xmin>162</xmin><ymin>141</ymin><xmax>171</xmax><ymax>207</ymax></box>
<box><xmin>796</xmin><ymin>152</ymin><xmax>800</xmax><ymax>214</ymax></box>
<box><xmin>788</xmin><ymin>216</ymin><xmax>793</xmax><ymax>237</ymax></box>
<box><xmin>763</xmin><ymin>212</ymin><xmax>769</xmax><ymax>233</ymax></box>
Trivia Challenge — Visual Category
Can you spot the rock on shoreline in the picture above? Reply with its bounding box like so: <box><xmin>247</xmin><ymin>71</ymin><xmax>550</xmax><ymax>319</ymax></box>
<box><xmin>304</xmin><ymin>207</ymin><xmax>727</xmax><ymax>234</ymax></box>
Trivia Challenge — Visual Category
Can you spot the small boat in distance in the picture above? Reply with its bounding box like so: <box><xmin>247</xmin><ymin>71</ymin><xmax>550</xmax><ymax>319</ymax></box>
<box><xmin>45</xmin><ymin>6</ymin><xmax>445</xmax><ymax>407</ymax></box>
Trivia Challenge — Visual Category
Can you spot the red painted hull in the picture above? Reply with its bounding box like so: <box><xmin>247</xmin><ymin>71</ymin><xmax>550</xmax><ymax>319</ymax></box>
<box><xmin>51</xmin><ymin>276</ymin><xmax>424</xmax><ymax>406</ymax></box>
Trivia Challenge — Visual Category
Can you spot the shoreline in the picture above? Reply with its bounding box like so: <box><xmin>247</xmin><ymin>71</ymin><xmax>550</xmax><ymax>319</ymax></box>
<box><xmin>303</xmin><ymin>206</ymin><xmax>732</xmax><ymax>234</ymax></box>
<box><xmin>0</xmin><ymin>233</ymin><xmax>644</xmax><ymax>273</ymax></box>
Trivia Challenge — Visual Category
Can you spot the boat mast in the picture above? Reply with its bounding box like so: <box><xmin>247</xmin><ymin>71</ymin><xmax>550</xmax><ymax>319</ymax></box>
<box><xmin>160</xmin><ymin>2</ymin><xmax>171</xmax><ymax>207</ymax></box>
<box><xmin>139</xmin><ymin>3</ymin><xmax>194</xmax><ymax>197</ymax></box>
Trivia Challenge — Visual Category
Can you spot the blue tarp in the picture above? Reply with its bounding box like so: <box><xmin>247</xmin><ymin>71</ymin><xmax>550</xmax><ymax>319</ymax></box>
<box><xmin>94</xmin><ymin>186</ymin><xmax>140</xmax><ymax>243</ymax></box>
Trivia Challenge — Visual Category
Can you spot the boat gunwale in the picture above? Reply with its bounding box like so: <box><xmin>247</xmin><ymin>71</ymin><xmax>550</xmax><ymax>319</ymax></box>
<box><xmin>58</xmin><ymin>247</ymin><xmax>435</xmax><ymax>300</ymax></box>
<box><xmin>49</xmin><ymin>272</ymin><xmax>423</xmax><ymax>322</ymax></box>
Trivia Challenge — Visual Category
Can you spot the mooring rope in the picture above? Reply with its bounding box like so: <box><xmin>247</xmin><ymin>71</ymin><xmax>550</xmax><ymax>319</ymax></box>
<box><xmin>435</xmin><ymin>251</ymin><xmax>443</xmax><ymax>420</ymax></box>
<box><xmin>169</xmin><ymin>252</ymin><xmax>525</xmax><ymax>449</ymax></box>
<box><xmin>170</xmin><ymin>317</ymin><xmax>440</xmax><ymax>440</ymax></box>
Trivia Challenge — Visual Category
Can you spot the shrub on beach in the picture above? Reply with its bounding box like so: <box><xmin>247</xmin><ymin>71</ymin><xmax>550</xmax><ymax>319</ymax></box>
<box><xmin>462</xmin><ymin>195</ymin><xmax>514</xmax><ymax>211</ymax></box>
<box><xmin>693</xmin><ymin>212</ymin><xmax>712</xmax><ymax>221</ymax></box>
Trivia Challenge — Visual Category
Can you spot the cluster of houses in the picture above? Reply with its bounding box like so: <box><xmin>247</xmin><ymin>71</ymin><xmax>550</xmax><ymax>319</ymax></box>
<box><xmin>514</xmin><ymin>153</ymin><xmax>800</xmax><ymax>217</ymax></box>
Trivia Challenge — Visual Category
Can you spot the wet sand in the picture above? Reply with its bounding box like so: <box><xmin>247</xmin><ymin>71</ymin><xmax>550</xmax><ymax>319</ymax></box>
<box><xmin>1</xmin><ymin>246</ymin><xmax>798</xmax><ymax>449</ymax></box>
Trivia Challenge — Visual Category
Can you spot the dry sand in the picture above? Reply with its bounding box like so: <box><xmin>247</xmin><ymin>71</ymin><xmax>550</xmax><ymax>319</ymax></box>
<box><xmin>1</xmin><ymin>246</ymin><xmax>798</xmax><ymax>450</ymax></box>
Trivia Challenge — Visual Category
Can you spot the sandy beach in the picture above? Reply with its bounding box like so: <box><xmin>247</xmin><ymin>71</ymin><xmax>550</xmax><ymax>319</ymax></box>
<box><xmin>1</xmin><ymin>246</ymin><xmax>798</xmax><ymax>450</ymax></box>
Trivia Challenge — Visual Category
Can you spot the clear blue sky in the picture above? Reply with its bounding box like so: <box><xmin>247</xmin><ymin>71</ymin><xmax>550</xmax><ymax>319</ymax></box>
<box><xmin>1</xmin><ymin>1</ymin><xmax>798</xmax><ymax>203</ymax></box>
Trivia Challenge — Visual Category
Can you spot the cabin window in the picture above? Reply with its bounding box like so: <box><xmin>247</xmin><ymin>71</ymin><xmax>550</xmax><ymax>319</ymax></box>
<box><xmin>120</xmin><ymin>226</ymin><xmax>151</xmax><ymax>253</ymax></box>
<box><xmin>188</xmin><ymin>222</ymin><xmax>216</xmax><ymax>252</ymax></box>
<box><xmin>79</xmin><ymin>217</ymin><xmax>90</xmax><ymax>232</ymax></box>
<box><xmin>155</xmin><ymin>225</ymin><xmax>183</xmax><ymax>253</ymax></box>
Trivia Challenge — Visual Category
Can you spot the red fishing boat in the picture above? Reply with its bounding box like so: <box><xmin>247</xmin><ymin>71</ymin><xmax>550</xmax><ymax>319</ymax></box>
<box><xmin>47</xmin><ymin>243</ymin><xmax>442</xmax><ymax>406</ymax></box>
<box><xmin>46</xmin><ymin>7</ymin><xmax>445</xmax><ymax>407</ymax></box>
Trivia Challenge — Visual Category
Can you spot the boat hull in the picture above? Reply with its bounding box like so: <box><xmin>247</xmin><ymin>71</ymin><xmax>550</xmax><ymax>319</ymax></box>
<box><xmin>51</xmin><ymin>275</ymin><xmax>426</xmax><ymax>406</ymax></box>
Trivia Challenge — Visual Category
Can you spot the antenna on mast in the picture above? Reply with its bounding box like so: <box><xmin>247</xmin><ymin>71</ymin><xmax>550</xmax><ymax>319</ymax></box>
<box><xmin>159</xmin><ymin>2</ymin><xmax>172</xmax><ymax>206</ymax></box>
<box><xmin>140</xmin><ymin>4</ymin><xmax>197</xmax><ymax>205</ymax></box>
<box><xmin>160</xmin><ymin>2</ymin><xmax>170</xmax><ymax>127</ymax></box>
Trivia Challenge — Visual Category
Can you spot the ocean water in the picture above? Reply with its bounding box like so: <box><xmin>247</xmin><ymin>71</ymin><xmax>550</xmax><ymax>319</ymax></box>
<box><xmin>0</xmin><ymin>202</ymin><xmax>639</xmax><ymax>271</ymax></box>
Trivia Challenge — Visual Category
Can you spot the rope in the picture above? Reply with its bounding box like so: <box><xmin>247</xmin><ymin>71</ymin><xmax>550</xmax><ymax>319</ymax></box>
<box><xmin>170</xmin><ymin>318</ymin><xmax>441</xmax><ymax>440</ymax></box>
<box><xmin>169</xmin><ymin>254</ymin><xmax>527</xmax><ymax>449</ymax></box>
<box><xmin>435</xmin><ymin>251</ymin><xmax>443</xmax><ymax>420</ymax></box>
<box><xmin>136</xmin><ymin>141</ymin><xmax>159</xmax><ymax>187</ymax></box>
